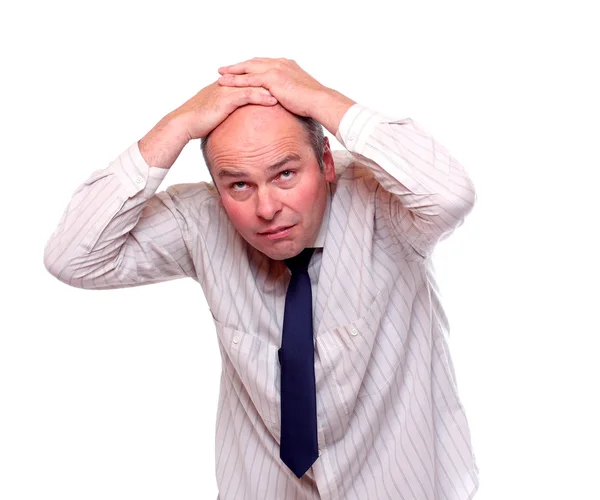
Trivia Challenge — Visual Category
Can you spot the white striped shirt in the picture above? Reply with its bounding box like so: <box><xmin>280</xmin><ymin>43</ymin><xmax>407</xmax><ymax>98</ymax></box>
<box><xmin>44</xmin><ymin>103</ymin><xmax>480</xmax><ymax>500</ymax></box>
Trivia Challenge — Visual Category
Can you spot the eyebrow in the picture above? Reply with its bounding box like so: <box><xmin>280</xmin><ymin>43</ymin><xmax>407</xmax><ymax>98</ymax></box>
<box><xmin>217</xmin><ymin>153</ymin><xmax>302</xmax><ymax>179</ymax></box>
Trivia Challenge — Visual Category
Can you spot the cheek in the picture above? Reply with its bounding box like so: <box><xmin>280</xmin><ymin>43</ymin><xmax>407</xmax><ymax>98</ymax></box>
<box><xmin>293</xmin><ymin>183</ymin><xmax>324</xmax><ymax>216</ymax></box>
<box><xmin>222</xmin><ymin>201</ymin><xmax>253</xmax><ymax>232</ymax></box>
<box><xmin>287</xmin><ymin>182</ymin><xmax>317</xmax><ymax>211</ymax></box>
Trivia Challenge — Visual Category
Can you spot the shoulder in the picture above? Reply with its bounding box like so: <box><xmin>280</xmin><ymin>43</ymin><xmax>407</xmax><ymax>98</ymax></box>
<box><xmin>152</xmin><ymin>181</ymin><xmax>228</xmax><ymax>228</ymax></box>
<box><xmin>331</xmin><ymin>149</ymin><xmax>380</xmax><ymax>191</ymax></box>
<box><xmin>162</xmin><ymin>180</ymin><xmax>218</xmax><ymax>206</ymax></box>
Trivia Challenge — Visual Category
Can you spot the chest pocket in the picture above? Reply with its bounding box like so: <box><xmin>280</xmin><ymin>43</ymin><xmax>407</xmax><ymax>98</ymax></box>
<box><xmin>211</xmin><ymin>319</ymin><xmax>280</xmax><ymax>436</ymax></box>
<box><xmin>316</xmin><ymin>286</ymin><xmax>394</xmax><ymax>415</ymax></box>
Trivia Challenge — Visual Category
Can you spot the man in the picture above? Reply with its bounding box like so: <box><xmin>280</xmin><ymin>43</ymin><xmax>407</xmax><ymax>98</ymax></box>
<box><xmin>44</xmin><ymin>57</ymin><xmax>479</xmax><ymax>500</ymax></box>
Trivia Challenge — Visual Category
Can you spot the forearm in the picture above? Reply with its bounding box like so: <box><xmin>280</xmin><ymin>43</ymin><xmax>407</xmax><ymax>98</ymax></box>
<box><xmin>138</xmin><ymin>112</ymin><xmax>190</xmax><ymax>169</ymax></box>
<box><xmin>311</xmin><ymin>88</ymin><xmax>356</xmax><ymax>138</ymax></box>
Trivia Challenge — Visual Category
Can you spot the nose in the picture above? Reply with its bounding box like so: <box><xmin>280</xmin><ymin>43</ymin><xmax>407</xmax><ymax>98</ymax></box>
<box><xmin>255</xmin><ymin>186</ymin><xmax>282</xmax><ymax>221</ymax></box>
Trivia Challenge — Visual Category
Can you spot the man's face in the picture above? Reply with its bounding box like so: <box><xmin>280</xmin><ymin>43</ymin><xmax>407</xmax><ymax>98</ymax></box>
<box><xmin>207</xmin><ymin>104</ymin><xmax>335</xmax><ymax>261</ymax></box>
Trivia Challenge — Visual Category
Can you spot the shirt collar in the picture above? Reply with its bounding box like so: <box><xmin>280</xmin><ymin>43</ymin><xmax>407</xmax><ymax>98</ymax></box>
<box><xmin>310</xmin><ymin>182</ymin><xmax>331</xmax><ymax>249</ymax></box>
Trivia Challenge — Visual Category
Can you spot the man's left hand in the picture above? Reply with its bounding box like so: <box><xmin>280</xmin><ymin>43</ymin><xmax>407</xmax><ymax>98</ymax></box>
<box><xmin>217</xmin><ymin>57</ymin><xmax>355</xmax><ymax>136</ymax></box>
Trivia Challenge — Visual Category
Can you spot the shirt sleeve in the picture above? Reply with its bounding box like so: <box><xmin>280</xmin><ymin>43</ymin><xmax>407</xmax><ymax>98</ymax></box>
<box><xmin>43</xmin><ymin>141</ymin><xmax>198</xmax><ymax>289</ymax></box>
<box><xmin>335</xmin><ymin>103</ymin><xmax>477</xmax><ymax>258</ymax></box>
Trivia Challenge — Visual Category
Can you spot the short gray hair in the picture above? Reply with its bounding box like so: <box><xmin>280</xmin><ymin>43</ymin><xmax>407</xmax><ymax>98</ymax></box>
<box><xmin>200</xmin><ymin>114</ymin><xmax>326</xmax><ymax>173</ymax></box>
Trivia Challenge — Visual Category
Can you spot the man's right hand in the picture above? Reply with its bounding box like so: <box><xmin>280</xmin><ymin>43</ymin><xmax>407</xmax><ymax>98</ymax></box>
<box><xmin>171</xmin><ymin>81</ymin><xmax>278</xmax><ymax>142</ymax></box>
<box><xmin>139</xmin><ymin>81</ymin><xmax>277</xmax><ymax>169</ymax></box>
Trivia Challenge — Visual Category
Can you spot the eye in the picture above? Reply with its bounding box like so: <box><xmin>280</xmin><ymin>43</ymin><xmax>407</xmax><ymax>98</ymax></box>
<box><xmin>231</xmin><ymin>181</ymin><xmax>248</xmax><ymax>191</ymax></box>
<box><xmin>279</xmin><ymin>170</ymin><xmax>294</xmax><ymax>180</ymax></box>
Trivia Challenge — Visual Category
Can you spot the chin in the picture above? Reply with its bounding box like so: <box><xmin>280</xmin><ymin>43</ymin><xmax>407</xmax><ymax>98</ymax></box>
<box><xmin>262</xmin><ymin>248</ymin><xmax>298</xmax><ymax>261</ymax></box>
<box><xmin>254</xmin><ymin>242</ymin><xmax>302</xmax><ymax>261</ymax></box>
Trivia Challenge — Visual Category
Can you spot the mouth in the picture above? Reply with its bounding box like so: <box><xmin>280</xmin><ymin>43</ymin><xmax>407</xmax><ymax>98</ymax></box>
<box><xmin>258</xmin><ymin>225</ymin><xmax>295</xmax><ymax>240</ymax></box>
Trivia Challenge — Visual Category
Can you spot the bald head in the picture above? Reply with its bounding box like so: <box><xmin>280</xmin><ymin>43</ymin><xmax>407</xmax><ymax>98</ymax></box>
<box><xmin>216</xmin><ymin>102</ymin><xmax>296</xmax><ymax>134</ymax></box>
<box><xmin>207</xmin><ymin>104</ymin><xmax>298</xmax><ymax>162</ymax></box>
<box><xmin>200</xmin><ymin>104</ymin><xmax>325</xmax><ymax>174</ymax></box>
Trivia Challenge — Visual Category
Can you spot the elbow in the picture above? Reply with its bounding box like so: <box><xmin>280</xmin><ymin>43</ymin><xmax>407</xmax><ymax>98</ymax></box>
<box><xmin>447</xmin><ymin>155</ymin><xmax>477</xmax><ymax>219</ymax></box>
<box><xmin>43</xmin><ymin>253</ymin><xmax>76</xmax><ymax>288</ymax></box>
<box><xmin>43</xmin><ymin>242</ymin><xmax>60</xmax><ymax>281</ymax></box>
<box><xmin>462</xmin><ymin>176</ymin><xmax>478</xmax><ymax>218</ymax></box>
<box><xmin>446</xmin><ymin>172</ymin><xmax>477</xmax><ymax>222</ymax></box>
<box><xmin>458</xmin><ymin>180</ymin><xmax>477</xmax><ymax>220</ymax></box>
<box><xmin>43</xmin><ymin>244</ymin><xmax>85</xmax><ymax>289</ymax></box>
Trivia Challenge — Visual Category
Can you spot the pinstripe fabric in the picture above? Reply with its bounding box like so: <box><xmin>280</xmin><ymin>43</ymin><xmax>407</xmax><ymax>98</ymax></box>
<box><xmin>44</xmin><ymin>103</ymin><xmax>479</xmax><ymax>500</ymax></box>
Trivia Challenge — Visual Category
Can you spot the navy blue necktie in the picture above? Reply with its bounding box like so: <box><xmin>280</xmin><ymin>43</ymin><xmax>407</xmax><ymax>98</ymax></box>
<box><xmin>278</xmin><ymin>247</ymin><xmax>319</xmax><ymax>478</ymax></box>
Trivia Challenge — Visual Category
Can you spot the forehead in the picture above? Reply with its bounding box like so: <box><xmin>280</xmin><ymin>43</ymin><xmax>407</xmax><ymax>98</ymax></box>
<box><xmin>207</xmin><ymin>105</ymin><xmax>311</xmax><ymax>172</ymax></box>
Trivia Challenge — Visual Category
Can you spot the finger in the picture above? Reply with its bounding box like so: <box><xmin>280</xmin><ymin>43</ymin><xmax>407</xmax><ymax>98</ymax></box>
<box><xmin>217</xmin><ymin>73</ymin><xmax>264</xmax><ymax>88</ymax></box>
<box><xmin>218</xmin><ymin>58</ymin><xmax>274</xmax><ymax>75</ymax></box>
<box><xmin>229</xmin><ymin>87</ymin><xmax>277</xmax><ymax>108</ymax></box>
<box><xmin>249</xmin><ymin>91</ymin><xmax>278</xmax><ymax>106</ymax></box>
<box><xmin>218</xmin><ymin>62</ymin><xmax>254</xmax><ymax>75</ymax></box>
<box><xmin>250</xmin><ymin>86</ymin><xmax>273</xmax><ymax>97</ymax></box>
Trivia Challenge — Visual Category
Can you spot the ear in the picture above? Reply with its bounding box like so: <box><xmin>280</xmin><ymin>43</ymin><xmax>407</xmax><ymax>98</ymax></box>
<box><xmin>322</xmin><ymin>137</ymin><xmax>336</xmax><ymax>182</ymax></box>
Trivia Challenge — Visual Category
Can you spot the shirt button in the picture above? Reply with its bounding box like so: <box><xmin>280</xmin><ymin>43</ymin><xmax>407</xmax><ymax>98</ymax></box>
<box><xmin>350</xmin><ymin>328</ymin><xmax>359</xmax><ymax>336</ymax></box>
<box><xmin>135</xmin><ymin>175</ymin><xmax>144</xmax><ymax>184</ymax></box>
<box><xmin>318</xmin><ymin>449</ymin><xmax>322</xmax><ymax>456</ymax></box>
<box><xmin>348</xmin><ymin>132</ymin><xmax>356</xmax><ymax>141</ymax></box>
<box><xmin>232</xmin><ymin>336</ymin><xmax>240</xmax><ymax>344</ymax></box>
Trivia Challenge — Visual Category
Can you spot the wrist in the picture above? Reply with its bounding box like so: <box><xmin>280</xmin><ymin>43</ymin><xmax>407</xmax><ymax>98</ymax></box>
<box><xmin>162</xmin><ymin>112</ymin><xmax>194</xmax><ymax>144</ymax></box>
<box><xmin>312</xmin><ymin>88</ymin><xmax>356</xmax><ymax>137</ymax></box>
<box><xmin>139</xmin><ymin>114</ymin><xmax>190</xmax><ymax>170</ymax></box>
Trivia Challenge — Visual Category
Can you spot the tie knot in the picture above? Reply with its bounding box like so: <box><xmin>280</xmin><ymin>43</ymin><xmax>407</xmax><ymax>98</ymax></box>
<box><xmin>284</xmin><ymin>248</ymin><xmax>315</xmax><ymax>274</ymax></box>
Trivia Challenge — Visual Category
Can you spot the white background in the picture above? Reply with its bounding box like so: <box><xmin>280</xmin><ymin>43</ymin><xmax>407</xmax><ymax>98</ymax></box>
<box><xmin>1</xmin><ymin>0</ymin><xmax>599</xmax><ymax>498</ymax></box>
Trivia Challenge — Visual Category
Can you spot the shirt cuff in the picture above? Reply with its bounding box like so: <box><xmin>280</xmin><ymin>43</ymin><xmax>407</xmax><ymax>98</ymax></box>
<box><xmin>107</xmin><ymin>141</ymin><xmax>170</xmax><ymax>197</ymax></box>
<box><xmin>335</xmin><ymin>104</ymin><xmax>410</xmax><ymax>156</ymax></box>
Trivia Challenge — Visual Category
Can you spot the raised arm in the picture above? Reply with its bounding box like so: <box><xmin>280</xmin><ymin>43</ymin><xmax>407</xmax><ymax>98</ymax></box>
<box><xmin>333</xmin><ymin>105</ymin><xmax>477</xmax><ymax>258</ymax></box>
<box><xmin>43</xmin><ymin>81</ymin><xmax>280</xmax><ymax>289</ymax></box>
